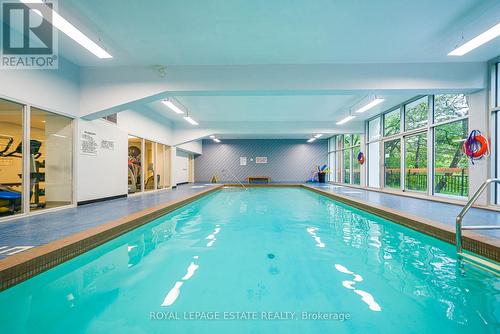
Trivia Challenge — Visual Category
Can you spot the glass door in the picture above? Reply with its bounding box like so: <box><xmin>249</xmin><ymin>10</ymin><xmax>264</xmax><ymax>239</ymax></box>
<box><xmin>0</xmin><ymin>99</ymin><xmax>24</xmax><ymax>217</ymax></box>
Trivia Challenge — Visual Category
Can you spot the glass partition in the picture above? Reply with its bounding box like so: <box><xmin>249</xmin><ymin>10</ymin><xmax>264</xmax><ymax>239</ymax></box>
<box><xmin>434</xmin><ymin>119</ymin><xmax>468</xmax><ymax>197</ymax></box>
<box><xmin>144</xmin><ymin>140</ymin><xmax>155</xmax><ymax>191</ymax></box>
<box><xmin>404</xmin><ymin>132</ymin><xmax>427</xmax><ymax>192</ymax></box>
<box><xmin>384</xmin><ymin>139</ymin><xmax>401</xmax><ymax>189</ymax></box>
<box><xmin>128</xmin><ymin>136</ymin><xmax>142</xmax><ymax>194</ymax></box>
<box><xmin>30</xmin><ymin>108</ymin><xmax>73</xmax><ymax>211</ymax></box>
<box><xmin>404</xmin><ymin>97</ymin><xmax>428</xmax><ymax>131</ymax></box>
<box><xmin>156</xmin><ymin>144</ymin><xmax>165</xmax><ymax>189</ymax></box>
<box><xmin>383</xmin><ymin>108</ymin><xmax>400</xmax><ymax>136</ymax></box>
<box><xmin>0</xmin><ymin>99</ymin><xmax>24</xmax><ymax>216</ymax></box>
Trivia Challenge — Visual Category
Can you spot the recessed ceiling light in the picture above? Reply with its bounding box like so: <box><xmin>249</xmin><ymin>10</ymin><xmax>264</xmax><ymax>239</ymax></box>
<box><xmin>336</xmin><ymin>115</ymin><xmax>356</xmax><ymax>125</ymax></box>
<box><xmin>21</xmin><ymin>0</ymin><xmax>112</xmax><ymax>59</ymax></box>
<box><xmin>448</xmin><ymin>22</ymin><xmax>500</xmax><ymax>56</ymax></box>
<box><xmin>162</xmin><ymin>99</ymin><xmax>184</xmax><ymax>114</ymax></box>
<box><xmin>213</xmin><ymin>138</ymin><xmax>221</xmax><ymax>143</ymax></box>
<box><xmin>354</xmin><ymin>98</ymin><xmax>385</xmax><ymax>113</ymax></box>
<box><xmin>183</xmin><ymin>116</ymin><xmax>199</xmax><ymax>126</ymax></box>
<box><xmin>209</xmin><ymin>135</ymin><xmax>215</xmax><ymax>139</ymax></box>
<box><xmin>314</xmin><ymin>134</ymin><xmax>323</xmax><ymax>138</ymax></box>
<box><xmin>307</xmin><ymin>138</ymin><xmax>317</xmax><ymax>143</ymax></box>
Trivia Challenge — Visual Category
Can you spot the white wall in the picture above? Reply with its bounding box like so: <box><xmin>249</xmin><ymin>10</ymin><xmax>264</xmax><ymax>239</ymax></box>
<box><xmin>468</xmin><ymin>89</ymin><xmax>490</xmax><ymax>205</ymax></box>
<box><xmin>76</xmin><ymin>119</ymin><xmax>128</xmax><ymax>202</ymax></box>
<box><xmin>0</xmin><ymin>58</ymin><xmax>80</xmax><ymax>117</ymax></box>
<box><xmin>118</xmin><ymin>109</ymin><xmax>174</xmax><ymax>145</ymax></box>
<box><xmin>176</xmin><ymin>140</ymin><xmax>202</xmax><ymax>155</ymax></box>
<box><xmin>175</xmin><ymin>150</ymin><xmax>190</xmax><ymax>184</ymax></box>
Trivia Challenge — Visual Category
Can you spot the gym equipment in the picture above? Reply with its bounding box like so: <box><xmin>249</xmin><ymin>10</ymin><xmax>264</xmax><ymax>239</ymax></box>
<box><xmin>128</xmin><ymin>145</ymin><xmax>141</xmax><ymax>193</ymax></box>
<box><xmin>0</xmin><ymin>137</ymin><xmax>45</xmax><ymax>215</ymax></box>
<box><xmin>463</xmin><ymin>130</ymin><xmax>490</xmax><ymax>164</ymax></box>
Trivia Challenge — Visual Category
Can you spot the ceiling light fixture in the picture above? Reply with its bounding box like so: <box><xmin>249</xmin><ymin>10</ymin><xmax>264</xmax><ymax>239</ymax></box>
<box><xmin>209</xmin><ymin>135</ymin><xmax>215</xmax><ymax>139</ymax></box>
<box><xmin>307</xmin><ymin>137</ymin><xmax>317</xmax><ymax>143</ymax></box>
<box><xmin>213</xmin><ymin>138</ymin><xmax>221</xmax><ymax>143</ymax></box>
<box><xmin>21</xmin><ymin>0</ymin><xmax>112</xmax><ymax>59</ymax></box>
<box><xmin>354</xmin><ymin>97</ymin><xmax>385</xmax><ymax>113</ymax></box>
<box><xmin>336</xmin><ymin>115</ymin><xmax>355</xmax><ymax>125</ymax></box>
<box><xmin>162</xmin><ymin>98</ymin><xmax>185</xmax><ymax>114</ymax></box>
<box><xmin>183</xmin><ymin>116</ymin><xmax>199</xmax><ymax>126</ymax></box>
<box><xmin>448</xmin><ymin>22</ymin><xmax>500</xmax><ymax>56</ymax></box>
<box><xmin>314</xmin><ymin>134</ymin><xmax>323</xmax><ymax>138</ymax></box>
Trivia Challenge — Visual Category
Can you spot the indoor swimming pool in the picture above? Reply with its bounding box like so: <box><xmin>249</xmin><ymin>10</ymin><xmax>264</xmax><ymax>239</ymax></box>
<box><xmin>0</xmin><ymin>187</ymin><xmax>498</xmax><ymax>333</ymax></box>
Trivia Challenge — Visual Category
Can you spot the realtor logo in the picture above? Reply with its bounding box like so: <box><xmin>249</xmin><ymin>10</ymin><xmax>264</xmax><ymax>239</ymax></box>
<box><xmin>1</xmin><ymin>1</ymin><xmax>58</xmax><ymax>69</ymax></box>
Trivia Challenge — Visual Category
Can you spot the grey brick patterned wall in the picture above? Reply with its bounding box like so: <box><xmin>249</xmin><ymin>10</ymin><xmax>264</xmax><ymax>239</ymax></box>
<box><xmin>194</xmin><ymin>139</ymin><xmax>328</xmax><ymax>183</ymax></box>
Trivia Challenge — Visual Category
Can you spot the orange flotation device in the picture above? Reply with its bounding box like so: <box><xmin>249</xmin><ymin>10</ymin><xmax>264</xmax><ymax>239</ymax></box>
<box><xmin>463</xmin><ymin>130</ymin><xmax>489</xmax><ymax>163</ymax></box>
<box><xmin>357</xmin><ymin>152</ymin><xmax>365</xmax><ymax>165</ymax></box>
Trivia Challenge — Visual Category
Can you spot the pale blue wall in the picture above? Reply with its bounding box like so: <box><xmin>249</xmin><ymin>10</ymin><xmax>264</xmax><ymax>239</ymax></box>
<box><xmin>194</xmin><ymin>139</ymin><xmax>327</xmax><ymax>183</ymax></box>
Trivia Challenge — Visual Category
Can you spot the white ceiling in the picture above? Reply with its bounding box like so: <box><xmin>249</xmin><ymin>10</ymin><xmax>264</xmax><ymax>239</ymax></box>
<box><xmin>58</xmin><ymin>0</ymin><xmax>500</xmax><ymax>66</ymax></box>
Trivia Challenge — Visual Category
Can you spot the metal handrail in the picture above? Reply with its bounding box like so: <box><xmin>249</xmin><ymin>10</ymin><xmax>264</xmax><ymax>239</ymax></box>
<box><xmin>456</xmin><ymin>178</ymin><xmax>500</xmax><ymax>253</ymax></box>
<box><xmin>221</xmin><ymin>169</ymin><xmax>247</xmax><ymax>190</ymax></box>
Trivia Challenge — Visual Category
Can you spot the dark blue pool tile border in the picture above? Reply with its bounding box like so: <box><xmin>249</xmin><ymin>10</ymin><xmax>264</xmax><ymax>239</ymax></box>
<box><xmin>0</xmin><ymin>186</ymin><xmax>223</xmax><ymax>292</ymax></box>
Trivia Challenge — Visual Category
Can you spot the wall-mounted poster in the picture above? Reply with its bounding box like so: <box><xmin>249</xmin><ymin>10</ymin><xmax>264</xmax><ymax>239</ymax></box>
<box><xmin>255</xmin><ymin>156</ymin><xmax>267</xmax><ymax>164</ymax></box>
<box><xmin>240</xmin><ymin>157</ymin><xmax>247</xmax><ymax>166</ymax></box>
<box><xmin>81</xmin><ymin>130</ymin><xmax>98</xmax><ymax>156</ymax></box>
<box><xmin>101</xmin><ymin>140</ymin><xmax>115</xmax><ymax>150</ymax></box>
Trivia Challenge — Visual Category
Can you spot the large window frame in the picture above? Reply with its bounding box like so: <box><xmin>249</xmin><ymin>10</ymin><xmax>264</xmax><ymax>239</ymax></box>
<box><xmin>364</xmin><ymin>94</ymin><xmax>470</xmax><ymax>199</ymax></box>
<box><xmin>327</xmin><ymin>134</ymin><xmax>362</xmax><ymax>185</ymax></box>
<box><xmin>490</xmin><ymin>58</ymin><xmax>500</xmax><ymax>204</ymax></box>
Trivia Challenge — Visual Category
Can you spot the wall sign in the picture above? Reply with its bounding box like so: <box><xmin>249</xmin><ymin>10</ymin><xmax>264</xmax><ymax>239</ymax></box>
<box><xmin>255</xmin><ymin>156</ymin><xmax>268</xmax><ymax>164</ymax></box>
<box><xmin>80</xmin><ymin>130</ymin><xmax>98</xmax><ymax>156</ymax></box>
<box><xmin>101</xmin><ymin>139</ymin><xmax>115</xmax><ymax>151</ymax></box>
<box><xmin>240</xmin><ymin>157</ymin><xmax>247</xmax><ymax>166</ymax></box>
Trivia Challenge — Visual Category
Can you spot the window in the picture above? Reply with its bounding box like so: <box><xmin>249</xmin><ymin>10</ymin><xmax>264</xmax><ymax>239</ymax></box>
<box><xmin>384</xmin><ymin>139</ymin><xmax>401</xmax><ymax>189</ymax></box>
<box><xmin>434</xmin><ymin>94</ymin><xmax>469</xmax><ymax>123</ymax></box>
<box><xmin>327</xmin><ymin>137</ymin><xmax>336</xmax><ymax>182</ymax></box>
<box><xmin>368</xmin><ymin>118</ymin><xmax>381</xmax><ymax>141</ymax></box>
<box><xmin>0</xmin><ymin>99</ymin><xmax>24</xmax><ymax>217</ymax></box>
<box><xmin>404</xmin><ymin>132</ymin><xmax>427</xmax><ymax>192</ymax></box>
<box><xmin>128</xmin><ymin>136</ymin><xmax>142</xmax><ymax>194</ymax></box>
<box><xmin>30</xmin><ymin>108</ymin><xmax>73</xmax><ymax>211</ymax></box>
<box><xmin>384</xmin><ymin>108</ymin><xmax>400</xmax><ymax>136</ymax></box>
<box><xmin>368</xmin><ymin>141</ymin><xmax>380</xmax><ymax>188</ymax></box>
<box><xmin>404</xmin><ymin>97</ymin><xmax>428</xmax><ymax>131</ymax></box>
<box><xmin>343</xmin><ymin>148</ymin><xmax>350</xmax><ymax>183</ymax></box>
<box><xmin>434</xmin><ymin>119</ymin><xmax>468</xmax><ymax>197</ymax></box>
<box><xmin>344</xmin><ymin>134</ymin><xmax>351</xmax><ymax>148</ymax></box>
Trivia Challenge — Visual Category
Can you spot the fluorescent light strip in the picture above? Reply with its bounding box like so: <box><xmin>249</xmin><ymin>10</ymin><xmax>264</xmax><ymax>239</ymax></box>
<box><xmin>213</xmin><ymin>138</ymin><xmax>221</xmax><ymax>143</ymax></box>
<box><xmin>448</xmin><ymin>22</ymin><xmax>500</xmax><ymax>56</ymax></box>
<box><xmin>183</xmin><ymin>116</ymin><xmax>199</xmax><ymax>125</ymax></box>
<box><xmin>307</xmin><ymin>138</ymin><xmax>317</xmax><ymax>143</ymax></box>
<box><xmin>314</xmin><ymin>134</ymin><xmax>323</xmax><ymax>138</ymax></box>
<box><xmin>209</xmin><ymin>135</ymin><xmax>215</xmax><ymax>139</ymax></box>
<box><xmin>336</xmin><ymin>115</ymin><xmax>355</xmax><ymax>125</ymax></box>
<box><xmin>354</xmin><ymin>98</ymin><xmax>385</xmax><ymax>113</ymax></box>
<box><xmin>162</xmin><ymin>100</ymin><xmax>184</xmax><ymax>114</ymax></box>
<box><xmin>21</xmin><ymin>0</ymin><xmax>112</xmax><ymax>59</ymax></box>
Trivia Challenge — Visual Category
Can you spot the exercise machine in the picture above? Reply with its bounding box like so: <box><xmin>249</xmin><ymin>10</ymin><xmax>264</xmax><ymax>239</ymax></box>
<box><xmin>0</xmin><ymin>136</ymin><xmax>45</xmax><ymax>215</ymax></box>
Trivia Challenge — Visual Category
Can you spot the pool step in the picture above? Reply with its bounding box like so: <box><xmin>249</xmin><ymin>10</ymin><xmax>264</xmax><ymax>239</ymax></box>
<box><xmin>458</xmin><ymin>252</ymin><xmax>500</xmax><ymax>275</ymax></box>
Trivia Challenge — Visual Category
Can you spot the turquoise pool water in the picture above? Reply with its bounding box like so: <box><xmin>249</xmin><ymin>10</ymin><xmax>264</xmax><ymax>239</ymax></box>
<box><xmin>0</xmin><ymin>188</ymin><xmax>498</xmax><ymax>333</ymax></box>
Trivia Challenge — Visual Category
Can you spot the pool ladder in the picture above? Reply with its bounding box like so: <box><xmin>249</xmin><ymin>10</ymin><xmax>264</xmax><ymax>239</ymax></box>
<box><xmin>221</xmin><ymin>169</ymin><xmax>247</xmax><ymax>191</ymax></box>
<box><xmin>456</xmin><ymin>178</ymin><xmax>500</xmax><ymax>272</ymax></box>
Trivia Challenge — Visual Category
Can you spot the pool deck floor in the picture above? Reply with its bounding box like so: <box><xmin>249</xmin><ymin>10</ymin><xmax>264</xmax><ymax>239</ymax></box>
<box><xmin>306</xmin><ymin>183</ymin><xmax>500</xmax><ymax>241</ymax></box>
<box><xmin>0</xmin><ymin>182</ymin><xmax>498</xmax><ymax>261</ymax></box>
<box><xmin>0</xmin><ymin>184</ymin><xmax>219</xmax><ymax>259</ymax></box>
